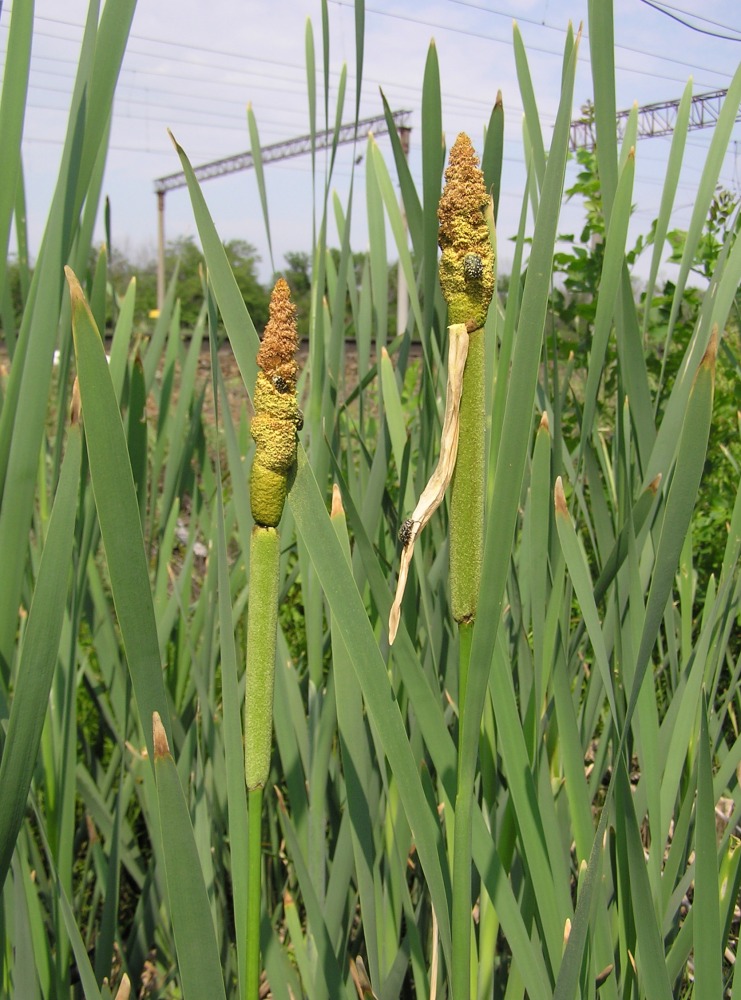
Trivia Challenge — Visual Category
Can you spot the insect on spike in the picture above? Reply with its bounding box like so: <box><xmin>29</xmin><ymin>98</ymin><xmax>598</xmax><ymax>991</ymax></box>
<box><xmin>398</xmin><ymin>518</ymin><xmax>414</xmax><ymax>548</ymax></box>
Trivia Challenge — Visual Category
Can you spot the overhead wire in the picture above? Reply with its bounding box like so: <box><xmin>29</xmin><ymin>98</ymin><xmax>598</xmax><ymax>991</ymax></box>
<box><xmin>636</xmin><ymin>0</ymin><xmax>741</xmax><ymax>42</ymax></box>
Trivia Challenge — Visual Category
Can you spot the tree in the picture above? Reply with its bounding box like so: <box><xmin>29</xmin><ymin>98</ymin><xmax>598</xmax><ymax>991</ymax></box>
<box><xmin>224</xmin><ymin>239</ymin><xmax>270</xmax><ymax>331</ymax></box>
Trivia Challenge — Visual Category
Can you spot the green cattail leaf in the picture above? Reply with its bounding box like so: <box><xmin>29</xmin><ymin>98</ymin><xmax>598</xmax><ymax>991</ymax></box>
<box><xmin>368</xmin><ymin>136</ymin><xmax>424</xmax><ymax>339</ymax></box>
<box><xmin>693</xmin><ymin>693</ymin><xmax>723</xmax><ymax>996</ymax></box>
<box><xmin>616</xmin><ymin>761</ymin><xmax>673</xmax><ymax>999</ymax></box>
<box><xmin>587</xmin><ymin>0</ymin><xmax>619</xmax><ymax>218</ymax></box>
<box><xmin>152</xmin><ymin>715</ymin><xmax>228</xmax><ymax>1000</ymax></box>
<box><xmin>0</xmin><ymin>0</ymin><xmax>135</xmax><ymax>673</ymax></box>
<box><xmin>554</xmin><ymin>477</ymin><xmax>620</xmax><ymax>729</ymax></box>
<box><xmin>629</xmin><ymin>335</ymin><xmax>716</xmax><ymax>732</ymax></box>
<box><xmin>289</xmin><ymin>450</ymin><xmax>453</xmax><ymax>970</ymax></box>
<box><xmin>420</xmin><ymin>39</ymin><xmax>444</xmax><ymax>343</ymax></box>
<box><xmin>247</xmin><ymin>103</ymin><xmax>274</xmax><ymax>272</ymax></box>
<box><xmin>0</xmin><ymin>411</ymin><xmax>81</xmax><ymax>890</ymax></box>
<box><xmin>0</xmin><ymin>0</ymin><xmax>33</xmax><ymax>292</ymax></box>
<box><xmin>482</xmin><ymin>90</ymin><xmax>504</xmax><ymax>222</ymax></box>
<box><xmin>642</xmin><ymin>78</ymin><xmax>693</xmax><ymax>340</ymax></box>
<box><xmin>126</xmin><ymin>355</ymin><xmax>147</xmax><ymax>529</ymax></box>
<box><xmin>67</xmin><ymin>268</ymin><xmax>172</xmax><ymax>760</ymax></box>
<box><xmin>330</xmin><ymin>492</ymin><xmax>382</xmax><ymax>988</ymax></box>
<box><xmin>330</xmin><ymin>464</ymin><xmax>552</xmax><ymax>1000</ymax></box>
<box><xmin>513</xmin><ymin>22</ymin><xmax>546</xmax><ymax>189</ymax></box>
<box><xmin>209</xmin><ymin>309</ymin><xmax>249</xmax><ymax>996</ymax></box>
<box><xmin>580</xmin><ymin>148</ymin><xmax>635</xmax><ymax>447</ymax></box>
<box><xmin>380</xmin><ymin>89</ymin><xmax>423</xmax><ymax>256</ymax></box>
<box><xmin>664</xmin><ymin>63</ymin><xmax>741</xmax><ymax>344</ymax></box>
<box><xmin>168</xmin><ymin>134</ymin><xmax>260</xmax><ymax>394</ymax></box>
<box><xmin>276</xmin><ymin>793</ymin><xmax>354</xmax><ymax>1000</ymax></box>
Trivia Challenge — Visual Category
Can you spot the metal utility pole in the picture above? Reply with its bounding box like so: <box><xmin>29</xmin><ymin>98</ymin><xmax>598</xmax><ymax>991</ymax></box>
<box><xmin>154</xmin><ymin>109</ymin><xmax>412</xmax><ymax>310</ymax></box>
<box><xmin>570</xmin><ymin>88</ymin><xmax>739</xmax><ymax>152</ymax></box>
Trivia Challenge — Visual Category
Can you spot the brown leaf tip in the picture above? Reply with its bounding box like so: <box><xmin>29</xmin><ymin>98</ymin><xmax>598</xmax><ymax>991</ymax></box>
<box><xmin>554</xmin><ymin>476</ymin><xmax>568</xmax><ymax>516</ymax></box>
<box><xmin>70</xmin><ymin>378</ymin><xmax>82</xmax><ymax>426</ymax></box>
<box><xmin>330</xmin><ymin>482</ymin><xmax>344</xmax><ymax>519</ymax></box>
<box><xmin>701</xmin><ymin>326</ymin><xmax>718</xmax><ymax>370</ymax></box>
<box><xmin>257</xmin><ymin>277</ymin><xmax>299</xmax><ymax>389</ymax></box>
<box><xmin>539</xmin><ymin>411</ymin><xmax>550</xmax><ymax>433</ymax></box>
<box><xmin>64</xmin><ymin>265</ymin><xmax>84</xmax><ymax>305</ymax></box>
<box><xmin>152</xmin><ymin>711</ymin><xmax>170</xmax><ymax>759</ymax></box>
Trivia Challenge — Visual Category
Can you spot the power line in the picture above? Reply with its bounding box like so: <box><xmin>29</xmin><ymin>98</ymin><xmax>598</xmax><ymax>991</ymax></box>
<box><xmin>328</xmin><ymin>0</ymin><xmax>731</xmax><ymax>89</ymax></box>
<box><xmin>646</xmin><ymin>1</ymin><xmax>741</xmax><ymax>35</ymax></box>
<box><xmin>438</xmin><ymin>0</ymin><xmax>736</xmax><ymax>78</ymax></box>
<box><xmin>637</xmin><ymin>0</ymin><xmax>741</xmax><ymax>42</ymax></box>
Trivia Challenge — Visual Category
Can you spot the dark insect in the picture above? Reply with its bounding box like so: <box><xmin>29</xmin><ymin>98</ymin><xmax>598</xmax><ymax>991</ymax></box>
<box><xmin>463</xmin><ymin>253</ymin><xmax>484</xmax><ymax>281</ymax></box>
<box><xmin>272</xmin><ymin>373</ymin><xmax>290</xmax><ymax>392</ymax></box>
<box><xmin>398</xmin><ymin>518</ymin><xmax>413</xmax><ymax>547</ymax></box>
<box><xmin>296</xmin><ymin>409</ymin><xmax>304</xmax><ymax>432</ymax></box>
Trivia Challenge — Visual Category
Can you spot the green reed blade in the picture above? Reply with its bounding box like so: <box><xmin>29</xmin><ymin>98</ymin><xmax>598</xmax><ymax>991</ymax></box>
<box><xmin>247</xmin><ymin>104</ymin><xmax>274</xmax><ymax>273</ymax></box>
<box><xmin>616</xmin><ymin>761</ymin><xmax>673</xmax><ymax>999</ymax></box>
<box><xmin>209</xmin><ymin>312</ymin><xmax>249</xmax><ymax>998</ymax></box>
<box><xmin>68</xmin><ymin>269</ymin><xmax>172</xmax><ymax>759</ymax></box>
<box><xmin>420</xmin><ymin>39</ymin><xmax>444</xmax><ymax>343</ymax></box>
<box><xmin>482</xmin><ymin>91</ymin><xmax>504</xmax><ymax>222</ymax></box>
<box><xmin>693</xmin><ymin>694</ymin><xmax>723</xmax><ymax>997</ymax></box>
<box><xmin>333</xmin><ymin>467</ymin><xmax>552</xmax><ymax>1000</ymax></box>
<box><xmin>664</xmin><ymin>64</ymin><xmax>741</xmax><ymax>345</ymax></box>
<box><xmin>0</xmin><ymin>414</ymin><xmax>80</xmax><ymax>890</ymax></box>
<box><xmin>380</xmin><ymin>89</ymin><xmax>423</xmax><ymax>255</ymax></box>
<box><xmin>513</xmin><ymin>23</ymin><xmax>545</xmax><ymax>190</ymax></box>
<box><xmin>642</xmin><ymin>78</ymin><xmax>692</xmax><ymax>341</ymax></box>
<box><xmin>153</xmin><ymin>719</ymin><xmax>228</xmax><ymax>1000</ymax></box>
<box><xmin>580</xmin><ymin>149</ymin><xmax>634</xmax><ymax>454</ymax></box>
<box><xmin>277</xmin><ymin>792</ymin><xmax>354</xmax><ymax>999</ymax></box>
<box><xmin>0</xmin><ymin>0</ymin><xmax>135</xmax><ymax>676</ymax></box>
<box><xmin>0</xmin><ymin>0</ymin><xmax>33</xmax><ymax>292</ymax></box>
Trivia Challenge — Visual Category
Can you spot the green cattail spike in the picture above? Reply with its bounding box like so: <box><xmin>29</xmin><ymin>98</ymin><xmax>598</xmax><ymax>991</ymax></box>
<box><xmin>438</xmin><ymin>133</ymin><xmax>495</xmax><ymax>626</ymax></box>
<box><xmin>244</xmin><ymin>524</ymin><xmax>280</xmax><ymax>790</ymax></box>
<box><xmin>250</xmin><ymin>277</ymin><xmax>302</xmax><ymax>528</ymax></box>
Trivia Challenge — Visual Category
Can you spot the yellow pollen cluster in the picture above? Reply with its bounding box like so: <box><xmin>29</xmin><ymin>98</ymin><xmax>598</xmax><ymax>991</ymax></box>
<box><xmin>437</xmin><ymin>133</ymin><xmax>495</xmax><ymax>329</ymax></box>
<box><xmin>250</xmin><ymin>278</ymin><xmax>302</xmax><ymax>527</ymax></box>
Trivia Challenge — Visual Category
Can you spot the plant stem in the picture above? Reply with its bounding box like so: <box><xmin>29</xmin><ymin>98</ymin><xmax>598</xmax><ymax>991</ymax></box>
<box><xmin>246</xmin><ymin>785</ymin><xmax>264</xmax><ymax>1000</ymax></box>
<box><xmin>438</xmin><ymin>134</ymin><xmax>494</xmax><ymax>1000</ymax></box>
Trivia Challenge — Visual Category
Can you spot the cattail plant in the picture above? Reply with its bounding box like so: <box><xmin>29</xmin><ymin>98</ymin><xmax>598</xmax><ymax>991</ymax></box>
<box><xmin>244</xmin><ymin>277</ymin><xmax>301</xmax><ymax>999</ymax></box>
<box><xmin>438</xmin><ymin>132</ymin><xmax>495</xmax><ymax>701</ymax></box>
<box><xmin>438</xmin><ymin>134</ymin><xmax>496</xmax><ymax>1000</ymax></box>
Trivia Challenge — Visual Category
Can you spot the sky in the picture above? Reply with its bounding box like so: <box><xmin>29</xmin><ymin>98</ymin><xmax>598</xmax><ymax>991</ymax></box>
<box><xmin>2</xmin><ymin>0</ymin><xmax>741</xmax><ymax>286</ymax></box>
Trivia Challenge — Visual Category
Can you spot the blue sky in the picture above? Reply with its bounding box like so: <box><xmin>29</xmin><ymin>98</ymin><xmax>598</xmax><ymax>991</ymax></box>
<box><xmin>3</xmin><ymin>0</ymin><xmax>741</xmax><ymax>285</ymax></box>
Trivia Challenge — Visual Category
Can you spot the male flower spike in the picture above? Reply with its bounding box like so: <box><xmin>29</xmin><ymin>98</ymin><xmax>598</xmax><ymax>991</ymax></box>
<box><xmin>250</xmin><ymin>277</ymin><xmax>302</xmax><ymax>528</ymax></box>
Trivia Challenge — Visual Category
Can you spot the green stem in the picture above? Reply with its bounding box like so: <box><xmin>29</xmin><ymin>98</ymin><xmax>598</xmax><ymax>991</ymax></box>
<box><xmin>457</xmin><ymin>620</ymin><xmax>474</xmax><ymax>730</ymax></box>
<box><xmin>246</xmin><ymin>785</ymin><xmax>264</xmax><ymax>1000</ymax></box>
